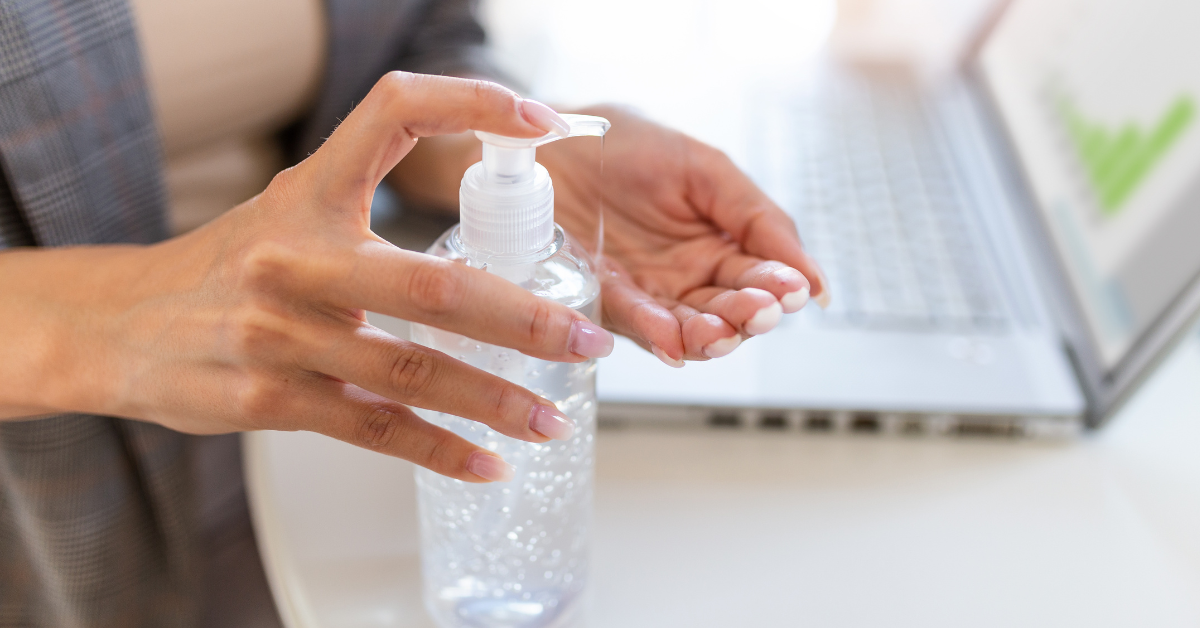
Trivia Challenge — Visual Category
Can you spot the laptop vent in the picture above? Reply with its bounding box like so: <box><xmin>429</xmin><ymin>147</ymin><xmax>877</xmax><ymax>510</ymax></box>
<box><xmin>596</xmin><ymin>404</ymin><xmax>1071</xmax><ymax>439</ymax></box>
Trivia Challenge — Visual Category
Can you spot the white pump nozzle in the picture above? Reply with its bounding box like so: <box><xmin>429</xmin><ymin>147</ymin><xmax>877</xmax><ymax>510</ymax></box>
<box><xmin>459</xmin><ymin>114</ymin><xmax>610</xmax><ymax>260</ymax></box>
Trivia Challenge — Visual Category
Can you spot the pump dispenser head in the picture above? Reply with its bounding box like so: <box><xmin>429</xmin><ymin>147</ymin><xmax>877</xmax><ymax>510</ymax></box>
<box><xmin>459</xmin><ymin>114</ymin><xmax>610</xmax><ymax>260</ymax></box>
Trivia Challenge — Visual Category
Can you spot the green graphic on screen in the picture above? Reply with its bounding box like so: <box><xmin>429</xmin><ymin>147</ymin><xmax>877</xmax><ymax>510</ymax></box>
<box><xmin>1057</xmin><ymin>94</ymin><xmax>1194</xmax><ymax>216</ymax></box>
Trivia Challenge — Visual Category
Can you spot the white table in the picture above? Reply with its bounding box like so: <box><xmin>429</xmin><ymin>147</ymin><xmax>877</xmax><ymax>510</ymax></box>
<box><xmin>246</xmin><ymin>328</ymin><xmax>1200</xmax><ymax>628</ymax></box>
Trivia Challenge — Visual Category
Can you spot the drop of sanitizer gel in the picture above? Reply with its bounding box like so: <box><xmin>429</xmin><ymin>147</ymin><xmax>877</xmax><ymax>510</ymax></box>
<box><xmin>411</xmin><ymin>115</ymin><xmax>610</xmax><ymax>628</ymax></box>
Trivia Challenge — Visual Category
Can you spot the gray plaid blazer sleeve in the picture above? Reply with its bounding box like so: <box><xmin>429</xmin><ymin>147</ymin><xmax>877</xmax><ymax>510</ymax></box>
<box><xmin>0</xmin><ymin>0</ymin><xmax>508</xmax><ymax>626</ymax></box>
<box><xmin>290</xmin><ymin>0</ymin><xmax>511</xmax><ymax>161</ymax></box>
<box><xmin>0</xmin><ymin>1</ymin><xmax>200</xmax><ymax>627</ymax></box>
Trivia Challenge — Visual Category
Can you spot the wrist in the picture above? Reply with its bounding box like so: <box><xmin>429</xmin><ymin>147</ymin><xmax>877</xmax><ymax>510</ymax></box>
<box><xmin>0</xmin><ymin>245</ymin><xmax>150</xmax><ymax>418</ymax></box>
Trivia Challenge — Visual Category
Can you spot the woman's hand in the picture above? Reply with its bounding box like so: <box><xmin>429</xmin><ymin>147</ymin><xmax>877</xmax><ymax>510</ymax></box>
<box><xmin>0</xmin><ymin>74</ymin><xmax>613</xmax><ymax>483</ymax></box>
<box><xmin>540</xmin><ymin>106</ymin><xmax>830</xmax><ymax>366</ymax></box>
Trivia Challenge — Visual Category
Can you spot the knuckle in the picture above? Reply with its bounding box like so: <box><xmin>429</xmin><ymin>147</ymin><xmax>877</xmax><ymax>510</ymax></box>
<box><xmin>691</xmin><ymin>135</ymin><xmax>729</xmax><ymax>162</ymax></box>
<box><xmin>406</xmin><ymin>260</ymin><xmax>465</xmax><ymax>317</ymax></box>
<box><xmin>355</xmin><ymin>405</ymin><xmax>401</xmax><ymax>450</ymax></box>
<box><xmin>711</xmin><ymin>144</ymin><xmax>733</xmax><ymax>164</ymax></box>
<box><xmin>229</xmin><ymin>306</ymin><xmax>288</xmax><ymax>359</ymax></box>
<box><xmin>491</xmin><ymin>384</ymin><xmax>526</xmax><ymax>427</ymax></box>
<box><xmin>387</xmin><ymin>344</ymin><xmax>440</xmax><ymax>399</ymax></box>
<box><xmin>471</xmin><ymin>79</ymin><xmax>513</xmax><ymax>106</ymax></box>
<box><xmin>235</xmin><ymin>375</ymin><xmax>284</xmax><ymax>422</ymax></box>
<box><xmin>265</xmin><ymin>166</ymin><xmax>301</xmax><ymax>200</ymax></box>
<box><xmin>376</xmin><ymin>71</ymin><xmax>414</xmax><ymax>100</ymax></box>
<box><xmin>239</xmin><ymin>240</ymin><xmax>295</xmax><ymax>292</ymax></box>
<box><xmin>525</xmin><ymin>299</ymin><xmax>560</xmax><ymax>349</ymax></box>
<box><xmin>688</xmin><ymin>138</ymin><xmax>736</xmax><ymax>175</ymax></box>
<box><xmin>470</xmin><ymin>79</ymin><xmax>523</xmax><ymax>117</ymax></box>
<box><xmin>471</xmin><ymin>79</ymin><xmax>489</xmax><ymax>103</ymax></box>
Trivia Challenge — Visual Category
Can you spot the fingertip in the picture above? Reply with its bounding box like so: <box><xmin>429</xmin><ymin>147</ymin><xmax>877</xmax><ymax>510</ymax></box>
<box><xmin>811</xmin><ymin>265</ymin><xmax>833</xmax><ymax>309</ymax></box>
<box><xmin>651</xmin><ymin>344</ymin><xmax>686</xmax><ymax>368</ymax></box>
<box><xmin>615</xmin><ymin>299</ymin><xmax>685</xmax><ymax>366</ymax></box>
<box><xmin>598</xmin><ymin>259</ymin><xmax>689</xmax><ymax>366</ymax></box>
<box><xmin>702</xmin><ymin>334</ymin><xmax>743</xmax><ymax>359</ymax></box>
<box><xmin>736</xmin><ymin>288</ymin><xmax>782</xmax><ymax>330</ymax></box>
<box><xmin>781</xmin><ymin>286</ymin><xmax>810</xmax><ymax>313</ymax></box>
<box><xmin>520</xmin><ymin>99</ymin><xmax>570</xmax><ymax>137</ymax></box>
<box><xmin>529</xmin><ymin>404</ymin><xmax>576</xmax><ymax>441</ymax></box>
<box><xmin>745</xmin><ymin>301</ymin><xmax>783</xmax><ymax>335</ymax></box>
<box><xmin>569</xmin><ymin>320</ymin><xmax>614</xmax><ymax>359</ymax></box>
<box><xmin>771</xmin><ymin>265</ymin><xmax>809</xmax><ymax>290</ymax></box>
<box><xmin>680</xmin><ymin>311</ymin><xmax>737</xmax><ymax>359</ymax></box>
<box><xmin>759</xmin><ymin>266</ymin><xmax>810</xmax><ymax>313</ymax></box>
<box><xmin>465</xmin><ymin>451</ymin><xmax>515</xmax><ymax>482</ymax></box>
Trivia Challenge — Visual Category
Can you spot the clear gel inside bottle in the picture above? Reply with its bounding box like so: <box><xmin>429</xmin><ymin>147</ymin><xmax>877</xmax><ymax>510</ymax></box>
<box><xmin>412</xmin><ymin>227</ymin><xmax>598</xmax><ymax>628</ymax></box>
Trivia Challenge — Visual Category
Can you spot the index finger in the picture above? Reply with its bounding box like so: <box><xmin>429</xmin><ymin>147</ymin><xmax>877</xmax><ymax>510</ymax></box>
<box><xmin>323</xmin><ymin>241</ymin><xmax>615</xmax><ymax>362</ymax></box>
<box><xmin>686</xmin><ymin>142</ymin><xmax>832</xmax><ymax>307</ymax></box>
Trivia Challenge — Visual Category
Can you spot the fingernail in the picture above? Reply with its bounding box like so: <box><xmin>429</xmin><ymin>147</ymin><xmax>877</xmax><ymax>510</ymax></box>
<box><xmin>780</xmin><ymin>286</ymin><xmax>810</xmax><ymax>313</ymax></box>
<box><xmin>813</xmin><ymin>268</ymin><xmax>832</xmax><ymax>309</ymax></box>
<box><xmin>569</xmin><ymin>320</ymin><xmax>614</xmax><ymax>358</ymax></box>
<box><xmin>703</xmin><ymin>334</ymin><xmax>742</xmax><ymax>359</ymax></box>
<box><xmin>744</xmin><ymin>302</ymin><xmax>783</xmax><ymax>335</ymax></box>
<box><xmin>520</xmin><ymin>99</ymin><xmax>570</xmax><ymax>137</ymax></box>
<box><xmin>772</xmin><ymin>266</ymin><xmax>804</xmax><ymax>285</ymax></box>
<box><xmin>530</xmin><ymin>404</ymin><xmax>575</xmax><ymax>441</ymax></box>
<box><xmin>466</xmin><ymin>452</ymin><xmax>514</xmax><ymax>482</ymax></box>
<box><xmin>651</xmin><ymin>344</ymin><xmax>685</xmax><ymax>368</ymax></box>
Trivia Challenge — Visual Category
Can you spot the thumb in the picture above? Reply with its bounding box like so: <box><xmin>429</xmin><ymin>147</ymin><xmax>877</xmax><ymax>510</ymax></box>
<box><xmin>300</xmin><ymin>72</ymin><xmax>568</xmax><ymax>213</ymax></box>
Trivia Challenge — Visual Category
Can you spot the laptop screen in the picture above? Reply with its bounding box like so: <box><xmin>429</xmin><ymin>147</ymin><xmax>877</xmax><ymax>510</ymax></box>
<box><xmin>978</xmin><ymin>0</ymin><xmax>1200</xmax><ymax>369</ymax></box>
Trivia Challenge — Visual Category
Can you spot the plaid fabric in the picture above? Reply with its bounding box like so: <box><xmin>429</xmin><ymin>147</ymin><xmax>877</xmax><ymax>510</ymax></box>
<box><xmin>0</xmin><ymin>417</ymin><xmax>198</xmax><ymax>628</ymax></box>
<box><xmin>0</xmin><ymin>0</ymin><xmax>503</xmax><ymax>625</ymax></box>
<box><xmin>0</xmin><ymin>0</ymin><xmax>168</xmax><ymax>248</ymax></box>
<box><xmin>0</xmin><ymin>167</ymin><xmax>35</xmax><ymax>247</ymax></box>
<box><xmin>290</xmin><ymin>0</ymin><xmax>506</xmax><ymax>160</ymax></box>
<box><xmin>0</xmin><ymin>1</ymin><xmax>198</xmax><ymax>627</ymax></box>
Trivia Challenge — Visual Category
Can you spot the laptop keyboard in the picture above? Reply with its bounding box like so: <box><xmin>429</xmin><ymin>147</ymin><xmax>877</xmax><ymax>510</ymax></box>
<box><xmin>782</xmin><ymin>69</ymin><xmax>1009</xmax><ymax>333</ymax></box>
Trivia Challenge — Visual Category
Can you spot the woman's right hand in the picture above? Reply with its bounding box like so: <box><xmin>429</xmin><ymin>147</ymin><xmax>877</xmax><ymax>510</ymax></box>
<box><xmin>0</xmin><ymin>73</ymin><xmax>613</xmax><ymax>483</ymax></box>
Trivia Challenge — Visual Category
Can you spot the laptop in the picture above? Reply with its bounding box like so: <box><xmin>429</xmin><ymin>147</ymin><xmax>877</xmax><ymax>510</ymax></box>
<box><xmin>596</xmin><ymin>0</ymin><xmax>1200</xmax><ymax>437</ymax></box>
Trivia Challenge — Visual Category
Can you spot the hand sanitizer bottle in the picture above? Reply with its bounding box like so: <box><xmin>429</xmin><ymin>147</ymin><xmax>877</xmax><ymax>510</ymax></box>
<box><xmin>411</xmin><ymin>115</ymin><xmax>610</xmax><ymax>628</ymax></box>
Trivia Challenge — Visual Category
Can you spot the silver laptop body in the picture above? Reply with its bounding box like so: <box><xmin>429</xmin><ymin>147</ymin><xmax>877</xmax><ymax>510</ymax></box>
<box><xmin>597</xmin><ymin>0</ymin><xmax>1200</xmax><ymax>438</ymax></box>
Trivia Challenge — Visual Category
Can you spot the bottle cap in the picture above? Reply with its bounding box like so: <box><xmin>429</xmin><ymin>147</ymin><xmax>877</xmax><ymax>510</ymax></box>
<box><xmin>459</xmin><ymin>114</ymin><xmax>609</xmax><ymax>259</ymax></box>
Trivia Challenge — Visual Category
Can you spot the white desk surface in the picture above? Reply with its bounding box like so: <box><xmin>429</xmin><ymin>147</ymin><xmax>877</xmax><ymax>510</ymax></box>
<box><xmin>246</xmin><ymin>335</ymin><xmax>1200</xmax><ymax>628</ymax></box>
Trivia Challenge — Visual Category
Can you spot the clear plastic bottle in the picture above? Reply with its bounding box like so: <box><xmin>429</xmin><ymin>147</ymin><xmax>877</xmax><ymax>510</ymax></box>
<box><xmin>410</xmin><ymin>115</ymin><xmax>609</xmax><ymax>628</ymax></box>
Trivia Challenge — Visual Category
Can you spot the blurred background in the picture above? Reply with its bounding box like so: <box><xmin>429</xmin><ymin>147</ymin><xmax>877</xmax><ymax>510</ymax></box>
<box><xmin>480</xmin><ymin>0</ymin><xmax>993</xmax><ymax>167</ymax></box>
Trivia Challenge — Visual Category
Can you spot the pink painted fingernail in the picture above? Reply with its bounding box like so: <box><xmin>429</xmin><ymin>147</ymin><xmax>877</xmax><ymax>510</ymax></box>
<box><xmin>520</xmin><ymin>99</ymin><xmax>570</xmax><ymax>137</ymax></box>
<box><xmin>651</xmin><ymin>343</ymin><xmax>685</xmax><ymax>368</ymax></box>
<box><xmin>780</xmin><ymin>286</ymin><xmax>810</xmax><ymax>313</ymax></box>
<box><xmin>530</xmin><ymin>404</ymin><xmax>575</xmax><ymax>441</ymax></box>
<box><xmin>744</xmin><ymin>302</ymin><xmax>783</xmax><ymax>335</ymax></box>
<box><xmin>466</xmin><ymin>452</ymin><xmax>514</xmax><ymax>482</ymax></box>
<box><xmin>703</xmin><ymin>334</ymin><xmax>742</xmax><ymax>359</ymax></box>
<box><xmin>569</xmin><ymin>320</ymin><xmax>614</xmax><ymax>358</ymax></box>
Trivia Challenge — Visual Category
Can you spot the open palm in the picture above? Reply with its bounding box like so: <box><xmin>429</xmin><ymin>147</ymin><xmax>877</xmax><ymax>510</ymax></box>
<box><xmin>540</xmin><ymin>106</ymin><xmax>830</xmax><ymax>365</ymax></box>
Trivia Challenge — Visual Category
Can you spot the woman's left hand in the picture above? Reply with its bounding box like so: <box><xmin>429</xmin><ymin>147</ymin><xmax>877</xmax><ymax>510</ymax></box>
<box><xmin>539</xmin><ymin>106</ymin><xmax>830</xmax><ymax>366</ymax></box>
